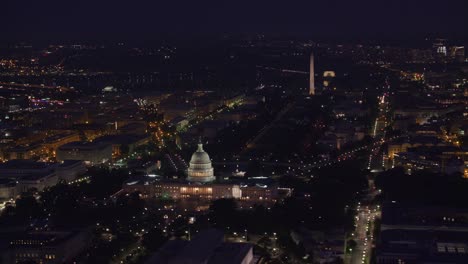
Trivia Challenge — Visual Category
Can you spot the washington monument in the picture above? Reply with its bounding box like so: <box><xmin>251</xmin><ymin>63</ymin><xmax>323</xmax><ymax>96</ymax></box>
<box><xmin>309</xmin><ymin>52</ymin><xmax>315</xmax><ymax>95</ymax></box>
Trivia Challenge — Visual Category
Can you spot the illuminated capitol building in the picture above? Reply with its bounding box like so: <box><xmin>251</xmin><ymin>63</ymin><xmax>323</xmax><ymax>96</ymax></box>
<box><xmin>122</xmin><ymin>142</ymin><xmax>286</xmax><ymax>205</ymax></box>
<box><xmin>187</xmin><ymin>143</ymin><xmax>215</xmax><ymax>183</ymax></box>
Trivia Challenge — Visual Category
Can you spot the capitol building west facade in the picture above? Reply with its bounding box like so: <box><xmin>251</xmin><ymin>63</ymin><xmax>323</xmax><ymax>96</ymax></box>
<box><xmin>122</xmin><ymin>142</ymin><xmax>284</xmax><ymax>206</ymax></box>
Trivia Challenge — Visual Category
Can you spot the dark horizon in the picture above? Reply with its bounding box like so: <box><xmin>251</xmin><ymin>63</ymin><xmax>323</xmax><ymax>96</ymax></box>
<box><xmin>3</xmin><ymin>0</ymin><xmax>468</xmax><ymax>44</ymax></box>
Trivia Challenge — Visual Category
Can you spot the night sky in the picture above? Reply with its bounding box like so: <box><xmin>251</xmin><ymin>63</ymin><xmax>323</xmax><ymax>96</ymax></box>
<box><xmin>3</xmin><ymin>0</ymin><xmax>468</xmax><ymax>42</ymax></box>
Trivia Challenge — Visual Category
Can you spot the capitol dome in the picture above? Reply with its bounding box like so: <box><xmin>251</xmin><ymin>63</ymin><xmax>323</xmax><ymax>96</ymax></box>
<box><xmin>187</xmin><ymin>142</ymin><xmax>215</xmax><ymax>183</ymax></box>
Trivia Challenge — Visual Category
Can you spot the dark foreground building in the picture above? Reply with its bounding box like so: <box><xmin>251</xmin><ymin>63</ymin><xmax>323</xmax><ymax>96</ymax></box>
<box><xmin>144</xmin><ymin>229</ymin><xmax>254</xmax><ymax>264</ymax></box>
<box><xmin>376</xmin><ymin>204</ymin><xmax>468</xmax><ymax>264</ymax></box>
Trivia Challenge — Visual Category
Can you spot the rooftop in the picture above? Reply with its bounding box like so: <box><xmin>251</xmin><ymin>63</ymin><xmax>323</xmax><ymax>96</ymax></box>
<box><xmin>58</xmin><ymin>141</ymin><xmax>110</xmax><ymax>150</ymax></box>
<box><xmin>0</xmin><ymin>160</ymin><xmax>54</xmax><ymax>171</ymax></box>
<box><xmin>94</xmin><ymin>134</ymin><xmax>147</xmax><ymax>145</ymax></box>
<box><xmin>145</xmin><ymin>229</ymin><xmax>253</xmax><ymax>264</ymax></box>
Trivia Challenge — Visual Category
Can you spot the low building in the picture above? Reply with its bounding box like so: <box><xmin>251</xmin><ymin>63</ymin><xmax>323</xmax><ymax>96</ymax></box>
<box><xmin>1</xmin><ymin>229</ymin><xmax>91</xmax><ymax>264</ymax></box>
<box><xmin>387</xmin><ymin>136</ymin><xmax>446</xmax><ymax>159</ymax></box>
<box><xmin>318</xmin><ymin>121</ymin><xmax>366</xmax><ymax>150</ymax></box>
<box><xmin>4</xmin><ymin>144</ymin><xmax>43</xmax><ymax>160</ymax></box>
<box><xmin>145</xmin><ymin>229</ymin><xmax>254</xmax><ymax>264</ymax></box>
<box><xmin>377</xmin><ymin>204</ymin><xmax>468</xmax><ymax>263</ymax></box>
<box><xmin>394</xmin><ymin>104</ymin><xmax>462</xmax><ymax>125</ymax></box>
<box><xmin>170</xmin><ymin>116</ymin><xmax>189</xmax><ymax>131</ymax></box>
<box><xmin>118</xmin><ymin>122</ymin><xmax>147</xmax><ymax>135</ymax></box>
<box><xmin>94</xmin><ymin>134</ymin><xmax>150</xmax><ymax>157</ymax></box>
<box><xmin>126</xmin><ymin>159</ymin><xmax>160</xmax><ymax>174</ymax></box>
<box><xmin>377</xmin><ymin>229</ymin><xmax>468</xmax><ymax>264</ymax></box>
<box><xmin>0</xmin><ymin>160</ymin><xmax>55</xmax><ymax>178</ymax></box>
<box><xmin>57</xmin><ymin>141</ymin><xmax>112</xmax><ymax>165</ymax></box>
<box><xmin>393</xmin><ymin>146</ymin><xmax>466</xmax><ymax>175</ymax></box>
<box><xmin>0</xmin><ymin>179</ymin><xmax>17</xmax><ymax>201</ymax></box>
<box><xmin>0</xmin><ymin>160</ymin><xmax>86</xmax><ymax>198</ymax></box>
<box><xmin>42</xmin><ymin>132</ymin><xmax>81</xmax><ymax>153</ymax></box>
<box><xmin>56</xmin><ymin>160</ymin><xmax>87</xmax><ymax>182</ymax></box>
<box><xmin>16</xmin><ymin>171</ymin><xmax>58</xmax><ymax>193</ymax></box>
<box><xmin>291</xmin><ymin>227</ymin><xmax>345</xmax><ymax>263</ymax></box>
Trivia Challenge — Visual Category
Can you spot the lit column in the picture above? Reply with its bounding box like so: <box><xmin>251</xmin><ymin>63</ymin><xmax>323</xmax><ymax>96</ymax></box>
<box><xmin>309</xmin><ymin>53</ymin><xmax>315</xmax><ymax>95</ymax></box>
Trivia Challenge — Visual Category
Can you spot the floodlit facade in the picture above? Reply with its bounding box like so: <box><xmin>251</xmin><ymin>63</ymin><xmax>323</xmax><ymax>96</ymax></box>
<box><xmin>187</xmin><ymin>142</ymin><xmax>215</xmax><ymax>182</ymax></box>
<box><xmin>56</xmin><ymin>141</ymin><xmax>112</xmax><ymax>165</ymax></box>
<box><xmin>122</xmin><ymin>143</ymin><xmax>284</xmax><ymax>206</ymax></box>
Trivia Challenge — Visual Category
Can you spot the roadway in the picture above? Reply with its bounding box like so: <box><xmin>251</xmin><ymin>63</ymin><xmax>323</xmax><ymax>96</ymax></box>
<box><xmin>349</xmin><ymin>87</ymin><xmax>392</xmax><ymax>264</ymax></box>
<box><xmin>0</xmin><ymin>81</ymin><xmax>73</xmax><ymax>92</ymax></box>
<box><xmin>350</xmin><ymin>205</ymin><xmax>380</xmax><ymax>264</ymax></box>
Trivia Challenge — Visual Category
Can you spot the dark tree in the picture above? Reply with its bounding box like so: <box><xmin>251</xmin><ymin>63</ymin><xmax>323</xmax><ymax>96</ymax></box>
<box><xmin>142</xmin><ymin>228</ymin><xmax>167</xmax><ymax>252</ymax></box>
<box><xmin>120</xmin><ymin>144</ymin><xmax>130</xmax><ymax>156</ymax></box>
<box><xmin>15</xmin><ymin>195</ymin><xmax>41</xmax><ymax>219</ymax></box>
<box><xmin>209</xmin><ymin>198</ymin><xmax>238</xmax><ymax>228</ymax></box>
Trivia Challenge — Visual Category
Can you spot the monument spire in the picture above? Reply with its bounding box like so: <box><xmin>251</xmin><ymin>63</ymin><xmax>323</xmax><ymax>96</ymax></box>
<box><xmin>309</xmin><ymin>52</ymin><xmax>315</xmax><ymax>95</ymax></box>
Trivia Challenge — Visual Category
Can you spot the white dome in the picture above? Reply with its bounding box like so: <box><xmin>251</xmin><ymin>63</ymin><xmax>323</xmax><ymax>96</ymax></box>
<box><xmin>187</xmin><ymin>143</ymin><xmax>215</xmax><ymax>183</ymax></box>
<box><xmin>190</xmin><ymin>144</ymin><xmax>211</xmax><ymax>165</ymax></box>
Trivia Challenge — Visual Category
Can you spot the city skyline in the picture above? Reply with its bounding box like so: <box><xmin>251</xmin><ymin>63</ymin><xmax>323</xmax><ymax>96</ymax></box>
<box><xmin>0</xmin><ymin>2</ymin><xmax>467</xmax><ymax>264</ymax></box>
